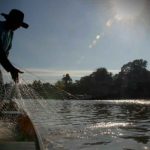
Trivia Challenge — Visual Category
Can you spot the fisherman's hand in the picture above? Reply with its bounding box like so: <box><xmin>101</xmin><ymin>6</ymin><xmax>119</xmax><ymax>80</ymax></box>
<box><xmin>10</xmin><ymin>67</ymin><xmax>23</xmax><ymax>83</ymax></box>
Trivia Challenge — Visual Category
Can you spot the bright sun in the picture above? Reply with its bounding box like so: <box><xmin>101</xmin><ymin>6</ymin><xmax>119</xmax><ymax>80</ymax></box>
<box><xmin>112</xmin><ymin>0</ymin><xmax>146</xmax><ymax>21</ymax></box>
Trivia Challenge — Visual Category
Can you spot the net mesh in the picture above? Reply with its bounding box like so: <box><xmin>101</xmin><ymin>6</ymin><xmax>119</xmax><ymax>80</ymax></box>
<box><xmin>0</xmin><ymin>69</ymin><xmax>77</xmax><ymax>149</ymax></box>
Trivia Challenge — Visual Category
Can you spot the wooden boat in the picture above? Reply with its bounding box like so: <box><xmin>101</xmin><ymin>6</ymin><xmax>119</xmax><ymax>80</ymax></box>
<box><xmin>0</xmin><ymin>101</ymin><xmax>42</xmax><ymax>150</ymax></box>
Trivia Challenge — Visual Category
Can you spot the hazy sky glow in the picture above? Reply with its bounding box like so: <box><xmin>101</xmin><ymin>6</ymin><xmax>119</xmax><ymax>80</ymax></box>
<box><xmin>1</xmin><ymin>0</ymin><xmax>150</xmax><ymax>83</ymax></box>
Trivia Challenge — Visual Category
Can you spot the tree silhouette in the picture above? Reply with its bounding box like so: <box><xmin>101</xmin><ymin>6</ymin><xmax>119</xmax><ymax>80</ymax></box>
<box><xmin>29</xmin><ymin>59</ymin><xmax>150</xmax><ymax>100</ymax></box>
<box><xmin>62</xmin><ymin>73</ymin><xmax>72</xmax><ymax>88</ymax></box>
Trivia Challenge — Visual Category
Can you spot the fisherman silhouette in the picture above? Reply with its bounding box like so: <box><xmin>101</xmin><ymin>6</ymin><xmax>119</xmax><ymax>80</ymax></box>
<box><xmin>0</xmin><ymin>9</ymin><xmax>29</xmax><ymax>83</ymax></box>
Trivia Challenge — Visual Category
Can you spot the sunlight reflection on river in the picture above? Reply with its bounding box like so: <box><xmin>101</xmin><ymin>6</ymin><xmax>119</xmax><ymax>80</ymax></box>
<box><xmin>19</xmin><ymin>99</ymin><xmax>150</xmax><ymax>150</ymax></box>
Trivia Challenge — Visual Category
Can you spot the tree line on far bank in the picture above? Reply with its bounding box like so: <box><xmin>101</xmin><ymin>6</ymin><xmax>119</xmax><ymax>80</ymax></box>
<box><xmin>4</xmin><ymin>59</ymin><xmax>150</xmax><ymax>100</ymax></box>
<box><xmin>54</xmin><ymin>59</ymin><xmax>150</xmax><ymax>99</ymax></box>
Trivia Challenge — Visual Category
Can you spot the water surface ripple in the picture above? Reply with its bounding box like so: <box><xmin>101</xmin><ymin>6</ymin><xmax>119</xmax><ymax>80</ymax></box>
<box><xmin>20</xmin><ymin>99</ymin><xmax>150</xmax><ymax>150</ymax></box>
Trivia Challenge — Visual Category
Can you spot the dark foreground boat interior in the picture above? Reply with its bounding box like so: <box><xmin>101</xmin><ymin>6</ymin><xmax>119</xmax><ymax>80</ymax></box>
<box><xmin>0</xmin><ymin>101</ymin><xmax>40</xmax><ymax>150</ymax></box>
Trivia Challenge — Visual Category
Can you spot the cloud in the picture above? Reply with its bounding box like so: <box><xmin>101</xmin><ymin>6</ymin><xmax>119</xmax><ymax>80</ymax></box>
<box><xmin>1</xmin><ymin>68</ymin><xmax>92</xmax><ymax>83</ymax></box>
<box><xmin>20</xmin><ymin>68</ymin><xmax>94</xmax><ymax>83</ymax></box>
<box><xmin>1</xmin><ymin>68</ymin><xmax>120</xmax><ymax>84</ymax></box>
<box><xmin>24</xmin><ymin>68</ymin><xmax>119</xmax><ymax>78</ymax></box>
<box><xmin>23</xmin><ymin>68</ymin><xmax>92</xmax><ymax>77</ymax></box>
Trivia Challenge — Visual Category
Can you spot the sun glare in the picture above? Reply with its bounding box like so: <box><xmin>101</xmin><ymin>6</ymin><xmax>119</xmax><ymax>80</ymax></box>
<box><xmin>106</xmin><ymin>19</ymin><xmax>113</xmax><ymax>27</ymax></box>
<box><xmin>112</xmin><ymin>0</ymin><xmax>146</xmax><ymax>21</ymax></box>
<box><xmin>114</xmin><ymin>14</ymin><xmax>123</xmax><ymax>21</ymax></box>
<box><xmin>96</xmin><ymin>35</ymin><xmax>100</xmax><ymax>40</ymax></box>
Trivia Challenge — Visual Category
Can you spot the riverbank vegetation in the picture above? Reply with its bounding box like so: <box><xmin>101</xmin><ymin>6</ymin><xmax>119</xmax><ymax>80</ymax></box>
<box><xmin>54</xmin><ymin>59</ymin><xmax>150</xmax><ymax>99</ymax></box>
<box><xmin>3</xmin><ymin>59</ymin><xmax>150</xmax><ymax>100</ymax></box>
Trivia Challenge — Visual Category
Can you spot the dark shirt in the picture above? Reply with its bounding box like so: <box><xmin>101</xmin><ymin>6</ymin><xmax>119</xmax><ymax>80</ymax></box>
<box><xmin>0</xmin><ymin>21</ymin><xmax>14</xmax><ymax>72</ymax></box>
<box><xmin>0</xmin><ymin>21</ymin><xmax>13</xmax><ymax>56</ymax></box>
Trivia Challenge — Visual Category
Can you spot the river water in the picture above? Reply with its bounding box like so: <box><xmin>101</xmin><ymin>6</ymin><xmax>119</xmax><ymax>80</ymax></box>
<box><xmin>21</xmin><ymin>99</ymin><xmax>150</xmax><ymax>150</ymax></box>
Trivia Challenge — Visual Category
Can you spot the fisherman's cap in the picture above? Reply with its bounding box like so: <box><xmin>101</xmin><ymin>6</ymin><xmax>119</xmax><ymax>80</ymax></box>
<box><xmin>1</xmin><ymin>9</ymin><xmax>29</xmax><ymax>28</ymax></box>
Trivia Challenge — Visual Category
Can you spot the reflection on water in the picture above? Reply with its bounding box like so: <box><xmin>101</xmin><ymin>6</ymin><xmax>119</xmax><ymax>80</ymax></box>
<box><xmin>87</xmin><ymin>122</ymin><xmax>132</xmax><ymax>129</ymax></box>
<box><xmin>22</xmin><ymin>99</ymin><xmax>150</xmax><ymax>150</ymax></box>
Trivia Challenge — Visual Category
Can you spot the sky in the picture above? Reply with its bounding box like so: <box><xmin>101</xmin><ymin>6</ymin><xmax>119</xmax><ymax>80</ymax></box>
<box><xmin>1</xmin><ymin>0</ymin><xmax>150</xmax><ymax>83</ymax></box>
